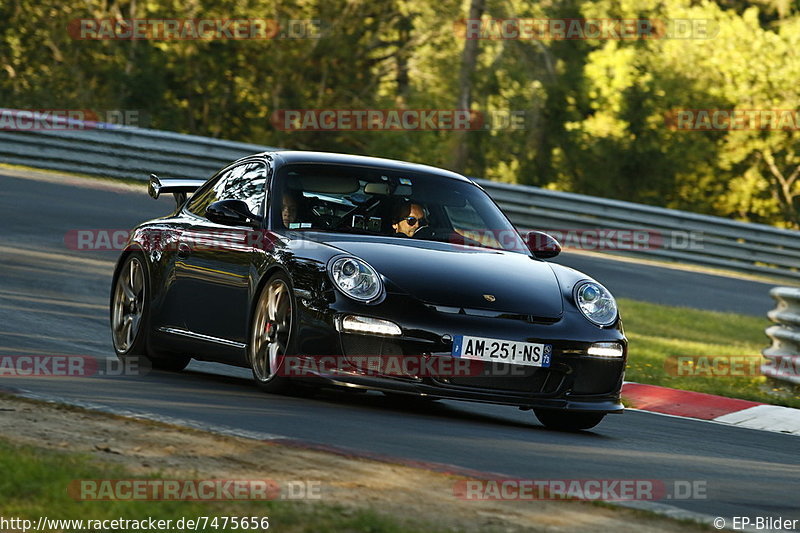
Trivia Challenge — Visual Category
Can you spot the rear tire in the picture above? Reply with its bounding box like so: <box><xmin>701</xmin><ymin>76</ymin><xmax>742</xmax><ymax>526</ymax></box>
<box><xmin>534</xmin><ymin>409</ymin><xmax>606</xmax><ymax>431</ymax></box>
<box><xmin>111</xmin><ymin>253</ymin><xmax>190</xmax><ymax>372</ymax></box>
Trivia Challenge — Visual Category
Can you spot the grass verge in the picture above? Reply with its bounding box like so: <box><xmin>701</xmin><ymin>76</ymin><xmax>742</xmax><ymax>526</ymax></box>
<box><xmin>619</xmin><ymin>297</ymin><xmax>800</xmax><ymax>408</ymax></box>
<box><xmin>0</xmin><ymin>438</ymin><xmax>441</xmax><ymax>533</ymax></box>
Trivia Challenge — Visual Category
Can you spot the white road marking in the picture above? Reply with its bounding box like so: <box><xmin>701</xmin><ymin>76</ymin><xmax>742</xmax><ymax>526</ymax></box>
<box><xmin>714</xmin><ymin>404</ymin><xmax>800</xmax><ymax>435</ymax></box>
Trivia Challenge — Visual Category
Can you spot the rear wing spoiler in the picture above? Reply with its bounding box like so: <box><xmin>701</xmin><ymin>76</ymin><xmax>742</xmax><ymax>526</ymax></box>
<box><xmin>148</xmin><ymin>174</ymin><xmax>206</xmax><ymax>207</ymax></box>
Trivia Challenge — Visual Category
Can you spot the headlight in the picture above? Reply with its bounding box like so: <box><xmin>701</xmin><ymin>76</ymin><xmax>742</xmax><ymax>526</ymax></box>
<box><xmin>328</xmin><ymin>257</ymin><xmax>383</xmax><ymax>302</ymax></box>
<box><xmin>574</xmin><ymin>281</ymin><xmax>618</xmax><ymax>326</ymax></box>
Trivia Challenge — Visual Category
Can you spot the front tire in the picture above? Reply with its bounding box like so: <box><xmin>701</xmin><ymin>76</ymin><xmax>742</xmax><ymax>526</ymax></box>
<box><xmin>111</xmin><ymin>253</ymin><xmax>190</xmax><ymax>372</ymax></box>
<box><xmin>534</xmin><ymin>409</ymin><xmax>606</xmax><ymax>431</ymax></box>
<box><xmin>249</xmin><ymin>272</ymin><xmax>297</xmax><ymax>394</ymax></box>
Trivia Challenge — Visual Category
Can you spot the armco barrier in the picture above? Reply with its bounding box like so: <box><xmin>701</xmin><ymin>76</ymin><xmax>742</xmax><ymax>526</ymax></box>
<box><xmin>763</xmin><ymin>287</ymin><xmax>800</xmax><ymax>385</ymax></box>
<box><xmin>474</xmin><ymin>179</ymin><xmax>800</xmax><ymax>281</ymax></box>
<box><xmin>0</xmin><ymin>108</ymin><xmax>798</xmax><ymax>281</ymax></box>
<box><xmin>0</xmin><ymin>109</ymin><xmax>268</xmax><ymax>181</ymax></box>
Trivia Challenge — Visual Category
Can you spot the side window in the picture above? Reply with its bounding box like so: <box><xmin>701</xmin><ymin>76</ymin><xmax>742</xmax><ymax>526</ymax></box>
<box><xmin>221</xmin><ymin>162</ymin><xmax>267</xmax><ymax>216</ymax></box>
<box><xmin>186</xmin><ymin>174</ymin><xmax>225</xmax><ymax>217</ymax></box>
<box><xmin>443</xmin><ymin>201</ymin><xmax>502</xmax><ymax>249</ymax></box>
<box><xmin>186</xmin><ymin>161</ymin><xmax>267</xmax><ymax>218</ymax></box>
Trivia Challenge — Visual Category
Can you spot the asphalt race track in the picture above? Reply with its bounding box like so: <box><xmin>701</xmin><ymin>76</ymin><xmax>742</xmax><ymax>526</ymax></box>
<box><xmin>1</xmin><ymin>171</ymin><xmax>797</xmax><ymax>523</ymax></box>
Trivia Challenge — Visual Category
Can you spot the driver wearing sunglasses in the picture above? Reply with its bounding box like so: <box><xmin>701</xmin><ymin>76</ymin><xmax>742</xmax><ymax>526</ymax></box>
<box><xmin>392</xmin><ymin>201</ymin><xmax>427</xmax><ymax>237</ymax></box>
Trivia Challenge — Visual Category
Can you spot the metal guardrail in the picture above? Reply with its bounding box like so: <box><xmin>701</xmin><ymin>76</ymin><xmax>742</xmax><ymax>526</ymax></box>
<box><xmin>0</xmin><ymin>109</ymin><xmax>270</xmax><ymax>182</ymax></box>
<box><xmin>475</xmin><ymin>179</ymin><xmax>800</xmax><ymax>281</ymax></box>
<box><xmin>763</xmin><ymin>287</ymin><xmax>800</xmax><ymax>385</ymax></box>
<box><xmin>1</xmin><ymin>108</ymin><xmax>799</xmax><ymax>281</ymax></box>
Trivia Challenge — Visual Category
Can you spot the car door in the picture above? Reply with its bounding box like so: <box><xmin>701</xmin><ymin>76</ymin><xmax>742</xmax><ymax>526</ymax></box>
<box><xmin>172</xmin><ymin>160</ymin><xmax>269</xmax><ymax>352</ymax></box>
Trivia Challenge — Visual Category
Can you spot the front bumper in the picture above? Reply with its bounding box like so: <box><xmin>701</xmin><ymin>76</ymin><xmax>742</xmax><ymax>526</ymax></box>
<box><xmin>294</xmin><ymin>292</ymin><xmax>626</xmax><ymax>413</ymax></box>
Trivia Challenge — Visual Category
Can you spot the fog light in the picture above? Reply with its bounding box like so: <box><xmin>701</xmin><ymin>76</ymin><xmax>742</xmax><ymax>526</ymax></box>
<box><xmin>587</xmin><ymin>342</ymin><xmax>624</xmax><ymax>357</ymax></box>
<box><xmin>338</xmin><ymin>315</ymin><xmax>402</xmax><ymax>336</ymax></box>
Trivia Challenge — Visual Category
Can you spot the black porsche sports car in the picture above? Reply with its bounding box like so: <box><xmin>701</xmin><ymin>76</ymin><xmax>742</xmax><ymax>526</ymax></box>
<box><xmin>111</xmin><ymin>151</ymin><xmax>626</xmax><ymax>431</ymax></box>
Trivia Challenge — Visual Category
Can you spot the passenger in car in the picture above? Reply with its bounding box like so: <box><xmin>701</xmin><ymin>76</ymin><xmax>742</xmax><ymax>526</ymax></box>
<box><xmin>280</xmin><ymin>189</ymin><xmax>304</xmax><ymax>228</ymax></box>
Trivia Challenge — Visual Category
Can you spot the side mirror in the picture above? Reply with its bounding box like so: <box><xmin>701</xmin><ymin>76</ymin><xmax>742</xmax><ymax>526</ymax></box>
<box><xmin>526</xmin><ymin>231</ymin><xmax>561</xmax><ymax>259</ymax></box>
<box><xmin>206</xmin><ymin>200</ymin><xmax>261</xmax><ymax>226</ymax></box>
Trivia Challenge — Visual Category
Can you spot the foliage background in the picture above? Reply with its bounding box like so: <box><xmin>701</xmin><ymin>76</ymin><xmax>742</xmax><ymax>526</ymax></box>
<box><xmin>1</xmin><ymin>0</ymin><xmax>798</xmax><ymax>227</ymax></box>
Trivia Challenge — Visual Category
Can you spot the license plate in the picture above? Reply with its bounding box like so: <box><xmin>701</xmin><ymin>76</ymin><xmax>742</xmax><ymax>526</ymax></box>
<box><xmin>451</xmin><ymin>335</ymin><xmax>552</xmax><ymax>367</ymax></box>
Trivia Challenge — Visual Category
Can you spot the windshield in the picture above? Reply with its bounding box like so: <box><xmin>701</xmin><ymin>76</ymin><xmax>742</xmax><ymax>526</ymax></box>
<box><xmin>271</xmin><ymin>163</ymin><xmax>527</xmax><ymax>253</ymax></box>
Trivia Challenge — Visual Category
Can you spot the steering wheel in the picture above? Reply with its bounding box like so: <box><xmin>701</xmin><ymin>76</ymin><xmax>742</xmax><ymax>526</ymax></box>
<box><xmin>309</xmin><ymin>207</ymin><xmax>334</xmax><ymax>229</ymax></box>
<box><xmin>330</xmin><ymin>199</ymin><xmax>378</xmax><ymax>230</ymax></box>
<box><xmin>412</xmin><ymin>226</ymin><xmax>435</xmax><ymax>239</ymax></box>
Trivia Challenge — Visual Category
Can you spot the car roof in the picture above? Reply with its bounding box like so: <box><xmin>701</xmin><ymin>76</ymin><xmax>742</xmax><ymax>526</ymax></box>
<box><xmin>248</xmin><ymin>150</ymin><xmax>474</xmax><ymax>184</ymax></box>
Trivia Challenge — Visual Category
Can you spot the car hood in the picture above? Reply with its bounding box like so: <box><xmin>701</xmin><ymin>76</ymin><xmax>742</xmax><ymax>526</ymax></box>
<box><xmin>314</xmin><ymin>235</ymin><xmax>563</xmax><ymax>318</ymax></box>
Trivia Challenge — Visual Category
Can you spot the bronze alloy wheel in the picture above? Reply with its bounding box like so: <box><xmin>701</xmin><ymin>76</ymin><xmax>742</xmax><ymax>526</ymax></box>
<box><xmin>250</xmin><ymin>274</ymin><xmax>295</xmax><ymax>392</ymax></box>
<box><xmin>112</xmin><ymin>255</ymin><xmax>146</xmax><ymax>354</ymax></box>
<box><xmin>111</xmin><ymin>254</ymin><xmax>190</xmax><ymax>371</ymax></box>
